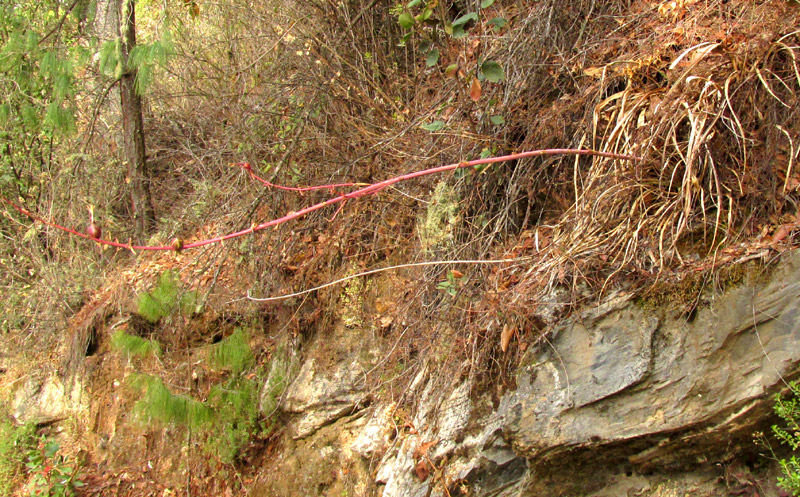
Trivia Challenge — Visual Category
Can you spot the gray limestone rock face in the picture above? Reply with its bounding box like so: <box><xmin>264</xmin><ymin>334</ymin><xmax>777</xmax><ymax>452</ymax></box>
<box><xmin>502</xmin><ymin>251</ymin><xmax>800</xmax><ymax>469</ymax></box>
<box><xmin>283</xmin><ymin>357</ymin><xmax>369</xmax><ymax>439</ymax></box>
<box><xmin>12</xmin><ymin>374</ymin><xmax>83</xmax><ymax>424</ymax></box>
<box><xmin>274</xmin><ymin>251</ymin><xmax>800</xmax><ymax>497</ymax></box>
<box><xmin>367</xmin><ymin>251</ymin><xmax>800</xmax><ymax>496</ymax></box>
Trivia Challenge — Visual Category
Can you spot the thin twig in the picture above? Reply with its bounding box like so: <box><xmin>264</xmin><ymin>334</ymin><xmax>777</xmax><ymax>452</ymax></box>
<box><xmin>244</xmin><ymin>258</ymin><xmax>528</xmax><ymax>302</ymax></box>
<box><xmin>352</xmin><ymin>0</ymin><xmax>380</xmax><ymax>25</ymax></box>
<box><xmin>81</xmin><ymin>78</ymin><xmax>120</xmax><ymax>156</ymax></box>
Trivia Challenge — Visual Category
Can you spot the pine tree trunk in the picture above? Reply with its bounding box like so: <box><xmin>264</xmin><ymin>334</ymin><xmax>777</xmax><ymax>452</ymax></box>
<box><xmin>120</xmin><ymin>0</ymin><xmax>155</xmax><ymax>236</ymax></box>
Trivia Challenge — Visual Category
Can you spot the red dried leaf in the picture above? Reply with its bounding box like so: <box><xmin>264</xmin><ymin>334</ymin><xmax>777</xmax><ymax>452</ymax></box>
<box><xmin>470</xmin><ymin>77</ymin><xmax>482</xmax><ymax>102</ymax></box>
<box><xmin>414</xmin><ymin>460</ymin><xmax>430</xmax><ymax>481</ymax></box>
<box><xmin>772</xmin><ymin>224</ymin><xmax>792</xmax><ymax>244</ymax></box>
<box><xmin>413</xmin><ymin>438</ymin><xmax>439</xmax><ymax>460</ymax></box>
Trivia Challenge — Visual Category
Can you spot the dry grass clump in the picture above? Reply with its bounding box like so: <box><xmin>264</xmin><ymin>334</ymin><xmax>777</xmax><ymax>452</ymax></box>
<box><xmin>473</xmin><ymin>1</ymin><xmax>800</xmax><ymax>322</ymax></box>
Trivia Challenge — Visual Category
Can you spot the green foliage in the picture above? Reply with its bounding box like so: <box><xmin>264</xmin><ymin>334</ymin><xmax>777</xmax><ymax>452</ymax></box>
<box><xmin>394</xmin><ymin>0</ymin><xmax>506</xmax><ymax>75</ymax></box>
<box><xmin>436</xmin><ymin>269</ymin><xmax>462</xmax><ymax>297</ymax></box>
<box><xmin>479</xmin><ymin>60</ymin><xmax>504</xmax><ymax>83</ymax></box>
<box><xmin>111</xmin><ymin>330</ymin><xmax>162</xmax><ymax>359</ymax></box>
<box><xmin>260</xmin><ymin>351</ymin><xmax>292</xmax><ymax>433</ymax></box>
<box><xmin>206</xmin><ymin>376</ymin><xmax>260</xmax><ymax>463</ymax></box>
<box><xmin>98</xmin><ymin>39</ymin><xmax>124</xmax><ymax>78</ymax></box>
<box><xmin>421</xmin><ymin>120</ymin><xmax>445</xmax><ymax>131</ymax></box>
<box><xmin>0</xmin><ymin>6</ymin><xmax>82</xmax><ymax>133</ymax></box>
<box><xmin>488</xmin><ymin>16</ymin><xmax>507</xmax><ymax>31</ymax></box>
<box><xmin>209</xmin><ymin>328</ymin><xmax>254</xmax><ymax>374</ymax></box>
<box><xmin>129</xmin><ymin>374</ymin><xmax>213</xmax><ymax>431</ymax></box>
<box><xmin>340</xmin><ymin>271</ymin><xmax>368</xmax><ymax>328</ymax></box>
<box><xmin>0</xmin><ymin>3</ymin><xmax>82</xmax><ymax>196</ymax></box>
<box><xmin>451</xmin><ymin>12</ymin><xmax>478</xmax><ymax>37</ymax></box>
<box><xmin>128</xmin><ymin>29</ymin><xmax>175</xmax><ymax>95</ymax></box>
<box><xmin>25</xmin><ymin>436</ymin><xmax>84</xmax><ymax>497</ymax></box>
<box><xmin>136</xmin><ymin>270</ymin><xmax>198</xmax><ymax>323</ymax></box>
<box><xmin>128</xmin><ymin>334</ymin><xmax>266</xmax><ymax>464</ymax></box>
<box><xmin>0</xmin><ymin>418</ymin><xmax>36</xmax><ymax>496</ymax></box>
<box><xmin>772</xmin><ymin>381</ymin><xmax>800</xmax><ymax>495</ymax></box>
<box><xmin>425</xmin><ymin>48</ymin><xmax>440</xmax><ymax>67</ymax></box>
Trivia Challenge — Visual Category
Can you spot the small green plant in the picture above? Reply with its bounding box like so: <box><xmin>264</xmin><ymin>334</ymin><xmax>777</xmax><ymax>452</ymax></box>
<box><xmin>772</xmin><ymin>381</ymin><xmax>800</xmax><ymax>495</ymax></box>
<box><xmin>340</xmin><ymin>273</ymin><xmax>367</xmax><ymax>328</ymax></box>
<box><xmin>436</xmin><ymin>269</ymin><xmax>463</xmax><ymax>297</ymax></box>
<box><xmin>260</xmin><ymin>347</ymin><xmax>295</xmax><ymax>434</ymax></box>
<box><xmin>25</xmin><ymin>436</ymin><xmax>84</xmax><ymax>497</ymax></box>
<box><xmin>136</xmin><ymin>270</ymin><xmax>199</xmax><ymax>323</ymax></box>
<box><xmin>418</xmin><ymin>181</ymin><xmax>460</xmax><ymax>253</ymax></box>
<box><xmin>206</xmin><ymin>376</ymin><xmax>261</xmax><ymax>463</ymax></box>
<box><xmin>128</xmin><ymin>329</ymin><xmax>266</xmax><ymax>464</ymax></box>
<box><xmin>0</xmin><ymin>418</ymin><xmax>36</xmax><ymax>496</ymax></box>
<box><xmin>111</xmin><ymin>330</ymin><xmax>162</xmax><ymax>359</ymax></box>
<box><xmin>129</xmin><ymin>374</ymin><xmax>213</xmax><ymax>431</ymax></box>
<box><xmin>209</xmin><ymin>328</ymin><xmax>254</xmax><ymax>374</ymax></box>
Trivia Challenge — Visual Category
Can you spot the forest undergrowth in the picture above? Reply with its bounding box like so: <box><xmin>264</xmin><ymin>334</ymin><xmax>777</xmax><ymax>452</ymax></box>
<box><xmin>1</xmin><ymin>0</ymin><xmax>799</xmax><ymax>494</ymax></box>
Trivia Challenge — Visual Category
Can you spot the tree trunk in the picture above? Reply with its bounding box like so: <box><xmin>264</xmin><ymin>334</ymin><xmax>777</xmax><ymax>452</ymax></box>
<box><xmin>119</xmin><ymin>0</ymin><xmax>155</xmax><ymax>236</ymax></box>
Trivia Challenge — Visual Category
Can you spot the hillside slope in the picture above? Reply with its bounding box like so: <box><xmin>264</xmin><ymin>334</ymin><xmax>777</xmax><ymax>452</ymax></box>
<box><xmin>1</xmin><ymin>0</ymin><xmax>800</xmax><ymax>496</ymax></box>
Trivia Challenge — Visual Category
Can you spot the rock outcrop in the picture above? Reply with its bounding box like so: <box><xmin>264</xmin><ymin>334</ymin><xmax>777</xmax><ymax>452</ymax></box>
<box><xmin>270</xmin><ymin>250</ymin><xmax>800</xmax><ymax>496</ymax></box>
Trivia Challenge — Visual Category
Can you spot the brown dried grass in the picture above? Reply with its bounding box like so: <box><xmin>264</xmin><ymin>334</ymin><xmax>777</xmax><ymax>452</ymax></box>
<box><xmin>474</xmin><ymin>2</ymin><xmax>800</xmax><ymax>320</ymax></box>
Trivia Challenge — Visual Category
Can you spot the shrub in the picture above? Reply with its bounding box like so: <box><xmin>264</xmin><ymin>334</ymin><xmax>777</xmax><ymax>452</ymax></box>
<box><xmin>136</xmin><ymin>270</ymin><xmax>198</xmax><ymax>323</ymax></box>
<box><xmin>772</xmin><ymin>381</ymin><xmax>800</xmax><ymax>495</ymax></box>
<box><xmin>206</xmin><ymin>376</ymin><xmax>260</xmax><ymax>463</ymax></box>
<box><xmin>0</xmin><ymin>418</ymin><xmax>35</xmax><ymax>496</ymax></box>
<box><xmin>209</xmin><ymin>328</ymin><xmax>253</xmax><ymax>374</ymax></box>
<box><xmin>111</xmin><ymin>330</ymin><xmax>162</xmax><ymax>359</ymax></box>
<box><xmin>128</xmin><ymin>327</ymin><xmax>265</xmax><ymax>464</ymax></box>
<box><xmin>25</xmin><ymin>436</ymin><xmax>84</xmax><ymax>497</ymax></box>
<box><xmin>128</xmin><ymin>374</ymin><xmax>213</xmax><ymax>431</ymax></box>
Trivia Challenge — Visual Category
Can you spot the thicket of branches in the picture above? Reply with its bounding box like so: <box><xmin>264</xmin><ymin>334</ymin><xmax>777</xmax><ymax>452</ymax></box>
<box><xmin>1</xmin><ymin>0</ymin><xmax>799</xmax><ymax>404</ymax></box>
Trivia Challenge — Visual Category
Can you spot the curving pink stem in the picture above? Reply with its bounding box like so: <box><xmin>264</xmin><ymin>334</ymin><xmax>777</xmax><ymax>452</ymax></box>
<box><xmin>2</xmin><ymin>149</ymin><xmax>640</xmax><ymax>252</ymax></box>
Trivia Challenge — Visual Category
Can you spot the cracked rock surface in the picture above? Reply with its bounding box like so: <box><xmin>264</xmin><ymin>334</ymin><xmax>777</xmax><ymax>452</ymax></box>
<box><xmin>254</xmin><ymin>251</ymin><xmax>800</xmax><ymax>496</ymax></box>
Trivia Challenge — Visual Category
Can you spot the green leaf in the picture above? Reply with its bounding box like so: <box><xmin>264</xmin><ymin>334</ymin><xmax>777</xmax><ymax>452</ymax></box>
<box><xmin>452</xmin><ymin>12</ymin><xmax>478</xmax><ymax>27</ymax></box>
<box><xmin>489</xmin><ymin>17</ymin><xmax>507</xmax><ymax>30</ymax></box>
<box><xmin>479</xmin><ymin>148</ymin><xmax>492</xmax><ymax>159</ymax></box>
<box><xmin>425</xmin><ymin>48</ymin><xmax>440</xmax><ymax>67</ymax></box>
<box><xmin>421</xmin><ymin>120</ymin><xmax>445</xmax><ymax>131</ymax></box>
<box><xmin>24</xmin><ymin>30</ymin><xmax>38</xmax><ymax>51</ymax></box>
<box><xmin>490</xmin><ymin>115</ymin><xmax>505</xmax><ymax>125</ymax></box>
<box><xmin>415</xmin><ymin>8</ymin><xmax>432</xmax><ymax>22</ymax></box>
<box><xmin>398</xmin><ymin>12</ymin><xmax>415</xmax><ymax>29</ymax></box>
<box><xmin>452</xmin><ymin>25</ymin><xmax>467</xmax><ymax>38</ymax></box>
<box><xmin>39</xmin><ymin>51</ymin><xmax>58</xmax><ymax>77</ymax></box>
<box><xmin>44</xmin><ymin>102</ymin><xmax>75</xmax><ymax>134</ymax></box>
<box><xmin>480</xmin><ymin>0</ymin><xmax>495</xmax><ymax>7</ymax></box>
<box><xmin>480</xmin><ymin>60</ymin><xmax>505</xmax><ymax>82</ymax></box>
<box><xmin>407</xmin><ymin>0</ymin><xmax>422</xmax><ymax>7</ymax></box>
<box><xmin>0</xmin><ymin>104</ymin><xmax>10</xmax><ymax>125</ymax></box>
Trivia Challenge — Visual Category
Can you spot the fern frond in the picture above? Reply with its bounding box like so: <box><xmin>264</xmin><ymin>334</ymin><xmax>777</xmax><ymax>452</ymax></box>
<box><xmin>111</xmin><ymin>330</ymin><xmax>162</xmax><ymax>358</ymax></box>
